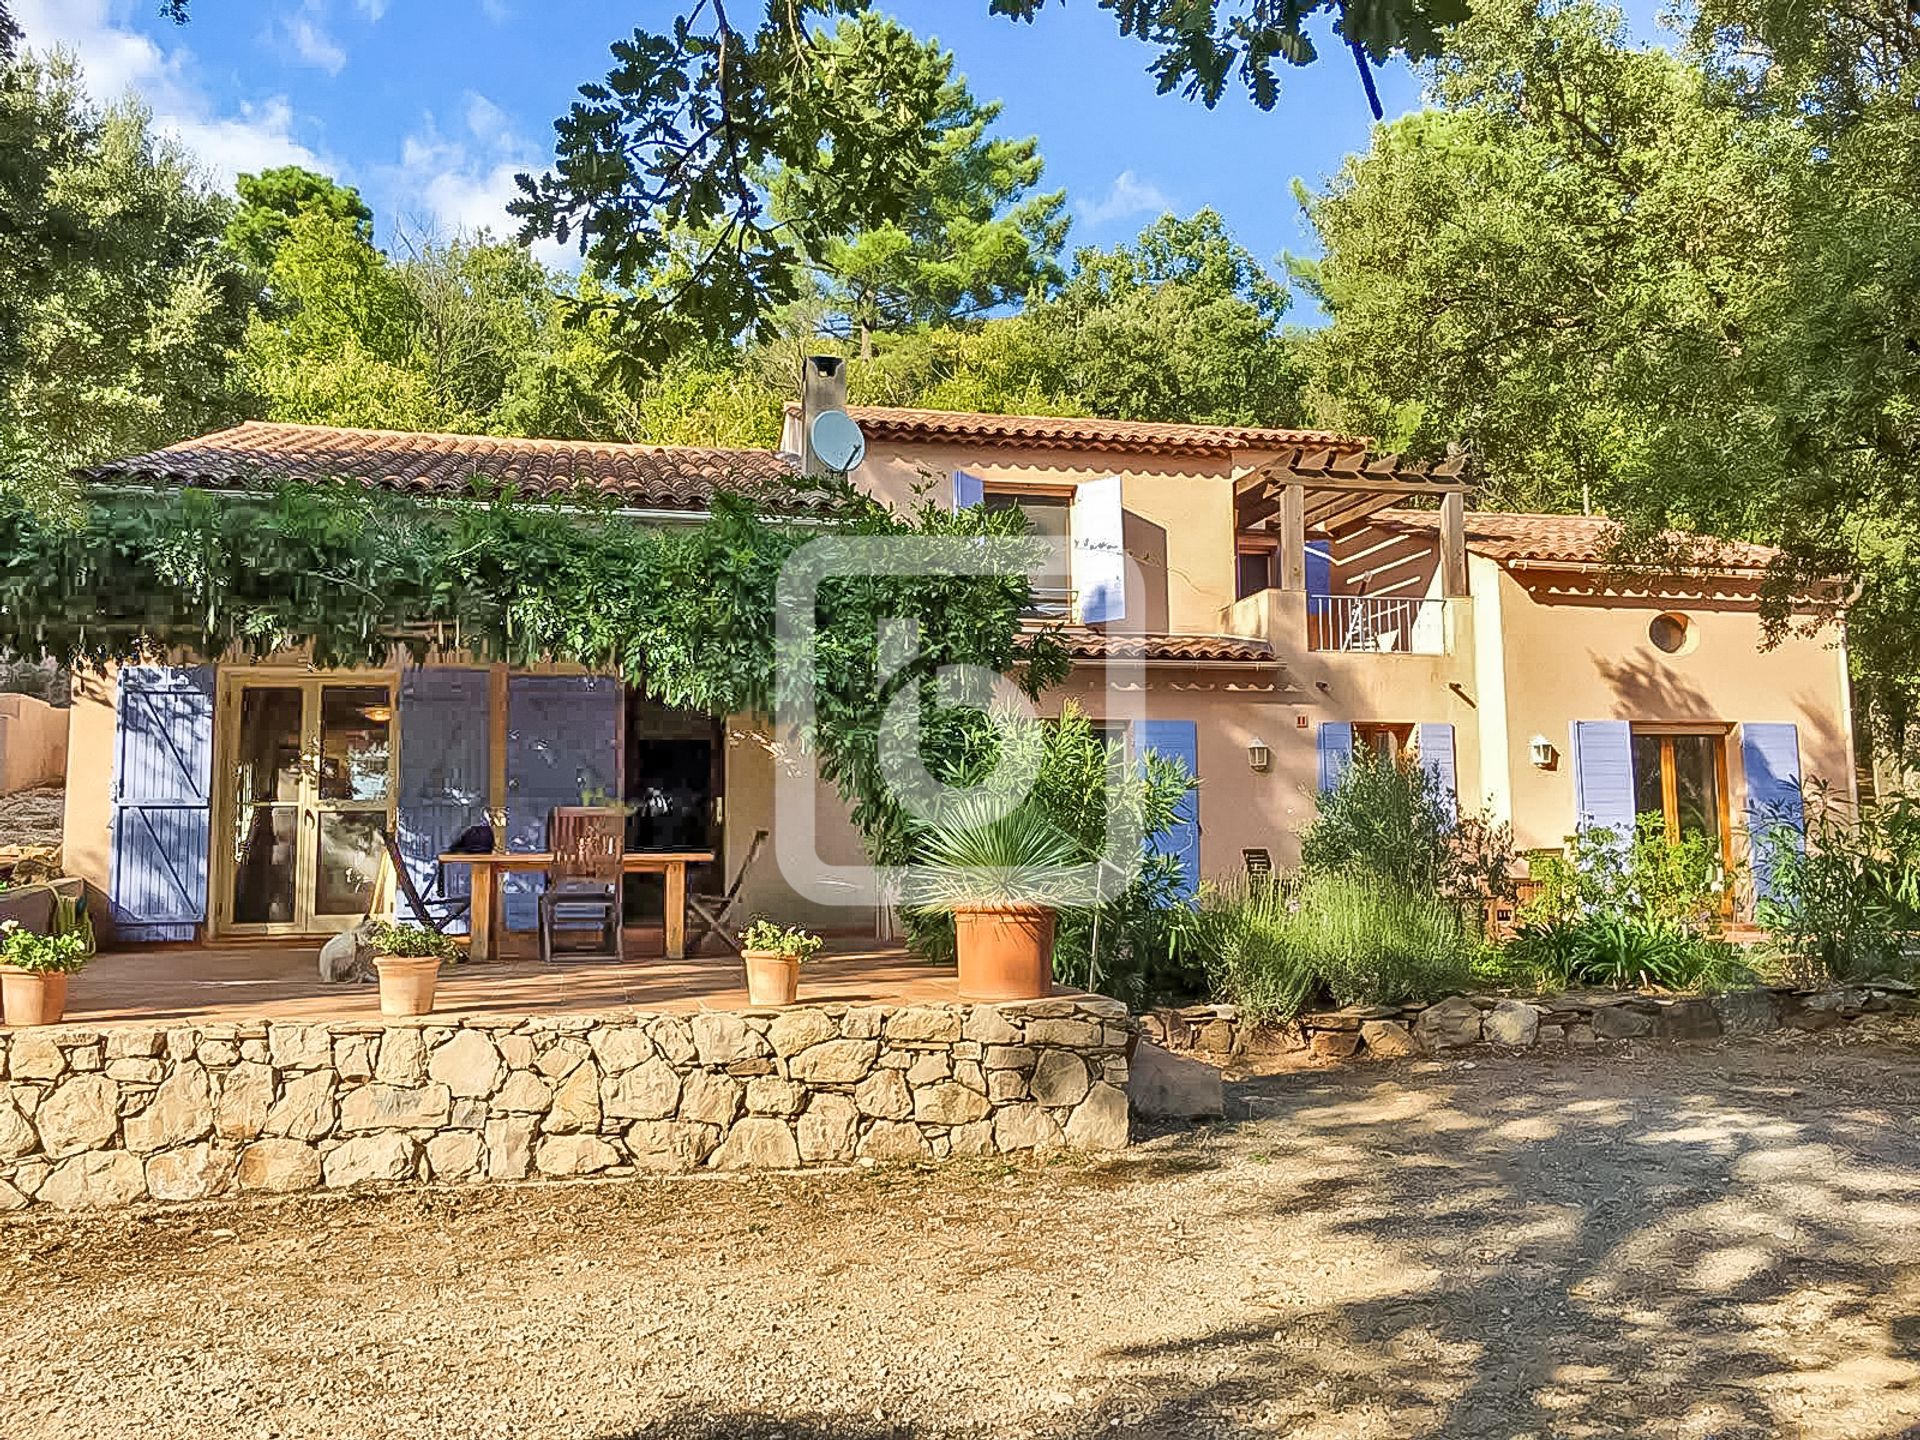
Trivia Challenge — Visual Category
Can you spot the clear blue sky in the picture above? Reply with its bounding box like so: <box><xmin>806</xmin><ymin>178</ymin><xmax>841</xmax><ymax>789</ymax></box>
<box><xmin>22</xmin><ymin>1</ymin><xmax>1430</xmax><ymax>322</ymax></box>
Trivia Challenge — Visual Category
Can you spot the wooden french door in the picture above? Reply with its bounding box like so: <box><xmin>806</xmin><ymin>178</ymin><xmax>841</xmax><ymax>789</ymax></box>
<box><xmin>215</xmin><ymin>673</ymin><xmax>396</xmax><ymax>936</ymax></box>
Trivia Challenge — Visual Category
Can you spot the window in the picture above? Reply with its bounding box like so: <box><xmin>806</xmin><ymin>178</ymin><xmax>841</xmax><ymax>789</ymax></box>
<box><xmin>1235</xmin><ymin>544</ymin><xmax>1274</xmax><ymax>600</ymax></box>
<box><xmin>1352</xmin><ymin>722</ymin><xmax>1414</xmax><ymax>764</ymax></box>
<box><xmin>1648</xmin><ymin>612</ymin><xmax>1694</xmax><ymax>654</ymax></box>
<box><xmin>982</xmin><ymin>488</ymin><xmax>1073</xmax><ymax>617</ymax></box>
<box><xmin>1631</xmin><ymin>730</ymin><xmax>1728</xmax><ymax>848</ymax></box>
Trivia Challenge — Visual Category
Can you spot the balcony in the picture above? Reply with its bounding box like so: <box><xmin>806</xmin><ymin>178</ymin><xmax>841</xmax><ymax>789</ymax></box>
<box><xmin>1307</xmin><ymin>594</ymin><xmax>1448</xmax><ymax>654</ymax></box>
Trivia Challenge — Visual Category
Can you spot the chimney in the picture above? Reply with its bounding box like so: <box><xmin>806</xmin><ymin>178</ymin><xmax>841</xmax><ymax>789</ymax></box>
<box><xmin>799</xmin><ymin>354</ymin><xmax>848</xmax><ymax>477</ymax></box>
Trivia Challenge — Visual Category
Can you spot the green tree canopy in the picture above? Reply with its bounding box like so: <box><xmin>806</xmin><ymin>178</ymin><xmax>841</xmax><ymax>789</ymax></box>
<box><xmin>0</xmin><ymin>51</ymin><xmax>257</xmax><ymax>509</ymax></box>
<box><xmin>226</xmin><ymin>165</ymin><xmax>374</xmax><ymax>272</ymax></box>
<box><xmin>769</xmin><ymin>14</ymin><xmax>1069</xmax><ymax>354</ymax></box>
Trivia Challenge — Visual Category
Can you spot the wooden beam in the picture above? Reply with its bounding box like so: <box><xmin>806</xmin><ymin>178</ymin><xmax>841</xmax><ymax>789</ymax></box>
<box><xmin>1278</xmin><ymin>483</ymin><xmax>1306</xmax><ymax>590</ymax></box>
<box><xmin>1440</xmin><ymin>490</ymin><xmax>1469</xmax><ymax>597</ymax></box>
<box><xmin>1313</xmin><ymin>493</ymin><xmax>1403</xmax><ymax>535</ymax></box>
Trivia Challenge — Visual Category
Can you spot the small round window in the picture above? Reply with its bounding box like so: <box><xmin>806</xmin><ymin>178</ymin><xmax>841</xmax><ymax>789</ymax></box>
<box><xmin>1649</xmin><ymin>612</ymin><xmax>1693</xmax><ymax>654</ymax></box>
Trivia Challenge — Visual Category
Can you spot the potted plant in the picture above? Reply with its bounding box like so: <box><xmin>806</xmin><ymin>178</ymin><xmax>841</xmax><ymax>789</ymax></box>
<box><xmin>907</xmin><ymin>798</ymin><xmax>1087</xmax><ymax>1002</ymax></box>
<box><xmin>368</xmin><ymin>920</ymin><xmax>460</xmax><ymax>1017</ymax></box>
<box><xmin>738</xmin><ymin>919</ymin><xmax>823</xmax><ymax>1006</ymax></box>
<box><xmin>0</xmin><ymin>919</ymin><xmax>90</xmax><ymax>1026</ymax></box>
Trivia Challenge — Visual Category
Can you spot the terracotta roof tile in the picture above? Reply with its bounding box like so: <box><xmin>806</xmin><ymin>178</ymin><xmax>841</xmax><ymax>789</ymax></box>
<box><xmin>1041</xmin><ymin>627</ymin><xmax>1277</xmax><ymax>664</ymax></box>
<box><xmin>1381</xmin><ymin>508</ymin><xmax>1780</xmax><ymax>573</ymax></box>
<box><xmin>82</xmin><ymin>421</ymin><xmax>831</xmax><ymax>514</ymax></box>
<box><xmin>791</xmin><ymin>404</ymin><xmax>1359</xmax><ymax>457</ymax></box>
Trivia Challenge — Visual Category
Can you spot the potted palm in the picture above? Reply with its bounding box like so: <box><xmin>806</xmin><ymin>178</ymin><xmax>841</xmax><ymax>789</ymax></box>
<box><xmin>907</xmin><ymin>798</ymin><xmax>1086</xmax><ymax>1002</ymax></box>
<box><xmin>0</xmin><ymin>919</ymin><xmax>90</xmax><ymax>1026</ymax></box>
<box><xmin>738</xmin><ymin>919</ymin><xmax>823</xmax><ymax>1006</ymax></box>
<box><xmin>369</xmin><ymin>920</ymin><xmax>460</xmax><ymax>1017</ymax></box>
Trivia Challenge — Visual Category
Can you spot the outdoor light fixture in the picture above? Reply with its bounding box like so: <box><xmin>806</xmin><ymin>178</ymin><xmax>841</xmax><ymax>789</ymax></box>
<box><xmin>1247</xmin><ymin>740</ymin><xmax>1271</xmax><ymax>772</ymax></box>
<box><xmin>1529</xmin><ymin>734</ymin><xmax>1555</xmax><ymax>768</ymax></box>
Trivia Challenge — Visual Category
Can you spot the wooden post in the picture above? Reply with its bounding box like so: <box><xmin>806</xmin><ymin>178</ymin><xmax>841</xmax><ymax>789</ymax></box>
<box><xmin>1277</xmin><ymin>483</ymin><xmax>1307</xmax><ymax>590</ymax></box>
<box><xmin>1440</xmin><ymin>491</ymin><xmax>1469</xmax><ymax>598</ymax></box>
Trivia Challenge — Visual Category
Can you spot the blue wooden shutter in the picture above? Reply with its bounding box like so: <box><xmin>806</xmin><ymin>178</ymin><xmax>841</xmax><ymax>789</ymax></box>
<box><xmin>109</xmin><ymin>665</ymin><xmax>215</xmax><ymax>941</ymax></box>
<box><xmin>1742</xmin><ymin>722</ymin><xmax>1804</xmax><ymax>903</ymax></box>
<box><xmin>504</xmin><ymin>675</ymin><xmax>620</xmax><ymax>931</ymax></box>
<box><xmin>1137</xmin><ymin>720</ymin><xmax>1200</xmax><ymax>899</ymax></box>
<box><xmin>1416</xmin><ymin>722</ymin><xmax>1458</xmax><ymax>816</ymax></box>
<box><xmin>1305</xmin><ymin>540</ymin><xmax>1333</xmax><ymax>615</ymax></box>
<box><xmin>396</xmin><ymin>667</ymin><xmax>491</xmax><ymax>932</ymax></box>
<box><xmin>1316</xmin><ymin>721</ymin><xmax>1354</xmax><ymax>793</ymax></box>
<box><xmin>952</xmin><ymin>470</ymin><xmax>984</xmax><ymax>511</ymax></box>
<box><xmin>1570</xmin><ymin>720</ymin><xmax>1636</xmax><ymax>835</ymax></box>
<box><xmin>1070</xmin><ymin>476</ymin><xmax>1127</xmax><ymax>624</ymax></box>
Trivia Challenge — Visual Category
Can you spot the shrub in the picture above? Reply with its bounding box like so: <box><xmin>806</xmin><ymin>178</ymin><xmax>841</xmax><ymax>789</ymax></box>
<box><xmin>0</xmin><ymin>919</ymin><xmax>88</xmax><ymax>974</ymax></box>
<box><xmin>1302</xmin><ymin>746</ymin><xmax>1516</xmax><ymax>905</ymax></box>
<box><xmin>738</xmin><ymin>919</ymin><xmax>824</xmax><ymax>960</ymax></box>
<box><xmin>1523</xmin><ymin>816</ymin><xmax>1733</xmax><ymax>930</ymax></box>
<box><xmin>367</xmin><ymin>920</ymin><xmax>460</xmax><ymax>961</ymax></box>
<box><xmin>1195</xmin><ymin>873</ymin><xmax>1484</xmax><ymax>1021</ymax></box>
<box><xmin>1507</xmin><ymin>914</ymin><xmax>1758</xmax><ymax>993</ymax></box>
<box><xmin>1756</xmin><ymin>782</ymin><xmax>1920</xmax><ymax>982</ymax></box>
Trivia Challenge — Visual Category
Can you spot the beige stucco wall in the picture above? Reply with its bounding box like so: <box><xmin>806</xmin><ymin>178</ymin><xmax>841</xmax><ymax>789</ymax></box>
<box><xmin>1491</xmin><ymin>568</ymin><xmax>1855</xmax><ymax>852</ymax></box>
<box><xmin>62</xmin><ymin>667</ymin><xmax>119</xmax><ymax>935</ymax></box>
<box><xmin>0</xmin><ymin>693</ymin><xmax>68</xmax><ymax>796</ymax></box>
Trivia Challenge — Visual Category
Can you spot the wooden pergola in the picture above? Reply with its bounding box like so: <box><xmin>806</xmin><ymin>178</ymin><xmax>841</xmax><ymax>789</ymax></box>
<box><xmin>1234</xmin><ymin>445</ymin><xmax>1476</xmax><ymax>596</ymax></box>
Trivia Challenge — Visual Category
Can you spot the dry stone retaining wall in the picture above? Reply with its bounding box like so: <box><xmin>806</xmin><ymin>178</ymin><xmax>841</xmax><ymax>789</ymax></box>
<box><xmin>0</xmin><ymin>997</ymin><xmax>1132</xmax><ymax>1211</ymax></box>
<box><xmin>1143</xmin><ymin>981</ymin><xmax>1920</xmax><ymax>1063</ymax></box>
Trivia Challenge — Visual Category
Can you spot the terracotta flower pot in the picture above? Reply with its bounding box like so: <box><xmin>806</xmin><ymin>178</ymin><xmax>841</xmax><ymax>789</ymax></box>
<box><xmin>953</xmin><ymin>904</ymin><xmax>1056</xmax><ymax>1002</ymax></box>
<box><xmin>742</xmin><ymin>948</ymin><xmax>800</xmax><ymax>1007</ymax></box>
<box><xmin>0</xmin><ymin>966</ymin><xmax>68</xmax><ymax>1027</ymax></box>
<box><xmin>373</xmin><ymin>954</ymin><xmax>442</xmax><ymax>1017</ymax></box>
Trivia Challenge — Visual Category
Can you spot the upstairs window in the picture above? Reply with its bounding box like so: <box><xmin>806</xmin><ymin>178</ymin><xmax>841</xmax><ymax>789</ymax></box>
<box><xmin>983</xmin><ymin>487</ymin><xmax>1074</xmax><ymax>618</ymax></box>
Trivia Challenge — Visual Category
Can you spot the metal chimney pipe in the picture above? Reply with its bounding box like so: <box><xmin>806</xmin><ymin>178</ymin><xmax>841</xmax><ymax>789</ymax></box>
<box><xmin>799</xmin><ymin>355</ymin><xmax>848</xmax><ymax>477</ymax></box>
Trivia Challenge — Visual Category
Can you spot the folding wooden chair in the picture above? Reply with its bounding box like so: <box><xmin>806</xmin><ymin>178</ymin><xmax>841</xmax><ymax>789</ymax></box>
<box><xmin>685</xmin><ymin>829</ymin><xmax>768</xmax><ymax>957</ymax></box>
<box><xmin>378</xmin><ymin>826</ymin><xmax>472</xmax><ymax>935</ymax></box>
<box><xmin>539</xmin><ymin>807</ymin><xmax>625</xmax><ymax>964</ymax></box>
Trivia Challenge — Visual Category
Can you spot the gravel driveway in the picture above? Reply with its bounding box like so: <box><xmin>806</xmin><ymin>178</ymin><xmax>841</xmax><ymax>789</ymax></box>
<box><xmin>5</xmin><ymin>1034</ymin><xmax>1919</xmax><ymax>1439</ymax></box>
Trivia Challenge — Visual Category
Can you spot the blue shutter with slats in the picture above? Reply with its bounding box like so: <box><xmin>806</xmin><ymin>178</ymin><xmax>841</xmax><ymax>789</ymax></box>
<box><xmin>1070</xmin><ymin>476</ymin><xmax>1127</xmax><ymax>624</ymax></box>
<box><xmin>1137</xmin><ymin>720</ymin><xmax>1200</xmax><ymax>899</ymax></box>
<box><xmin>1570</xmin><ymin>720</ymin><xmax>1636</xmax><ymax>835</ymax></box>
<box><xmin>1305</xmin><ymin>540</ymin><xmax>1333</xmax><ymax>615</ymax></box>
<box><xmin>1742</xmin><ymin>722</ymin><xmax>1804</xmax><ymax>903</ymax></box>
<box><xmin>1316</xmin><ymin>722</ymin><xmax>1354</xmax><ymax>793</ymax></box>
<box><xmin>109</xmin><ymin>665</ymin><xmax>215</xmax><ymax>942</ymax></box>
<box><xmin>504</xmin><ymin>675</ymin><xmax>620</xmax><ymax>931</ymax></box>
<box><xmin>951</xmin><ymin>471</ymin><xmax>984</xmax><ymax>511</ymax></box>
<box><xmin>396</xmin><ymin>667</ymin><xmax>491</xmax><ymax>932</ymax></box>
<box><xmin>1416</xmin><ymin>722</ymin><xmax>1458</xmax><ymax>816</ymax></box>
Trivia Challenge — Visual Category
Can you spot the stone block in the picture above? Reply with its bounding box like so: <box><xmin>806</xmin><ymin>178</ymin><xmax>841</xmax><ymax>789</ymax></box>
<box><xmin>587</xmin><ymin>1025</ymin><xmax>655</xmax><ymax>1075</ymax></box>
<box><xmin>534</xmin><ymin>1038</ymin><xmax>589</xmax><ymax>1079</ymax></box>
<box><xmin>484</xmin><ymin>1118</ymin><xmax>536</xmax><ymax>1180</ymax></box>
<box><xmin>643</xmin><ymin>1017</ymin><xmax>697</xmax><ymax>1066</ymax></box>
<box><xmin>261</xmin><ymin>1070</ymin><xmax>334</xmax><ymax>1142</ymax></box>
<box><xmin>124</xmin><ymin>1064</ymin><xmax>214</xmax><ymax>1153</ymax></box>
<box><xmin>885</xmin><ymin>1007</ymin><xmax>962</xmax><ymax>1044</ymax></box>
<box><xmin>767</xmin><ymin>1009</ymin><xmax>835</xmax><ymax>1057</ymax></box>
<box><xmin>1592</xmin><ymin>1004</ymin><xmax>1653</xmax><ymax>1040</ymax></box>
<box><xmin>1358</xmin><ymin>1020</ymin><xmax>1416</xmax><ymax>1059</ymax></box>
<box><xmin>679</xmin><ymin>1071</ymin><xmax>743</xmax><ymax>1126</ymax></box>
<box><xmin>0</xmin><ymin>1094</ymin><xmax>36</xmax><ymax>1161</ymax></box>
<box><xmin>269</xmin><ymin>1024</ymin><xmax>333</xmax><ymax>1070</ymax></box>
<box><xmin>146</xmin><ymin>1143</ymin><xmax>231</xmax><ymax>1203</ymax></box>
<box><xmin>105</xmin><ymin>1029</ymin><xmax>164</xmax><ymax>1061</ymax></box>
<box><xmin>337</xmin><ymin>1082</ymin><xmax>451</xmax><ymax>1132</ymax></box>
<box><xmin>1026</xmin><ymin>1018</ymin><xmax>1101</xmax><ymax>1049</ymax></box>
<box><xmin>542</xmin><ymin>1063</ymin><xmax>601</xmax><ymax>1133</ymax></box>
<box><xmin>535</xmin><ymin>1134</ymin><xmax>621</xmax><ymax>1177</ymax></box>
<box><xmin>1128</xmin><ymin>1042</ymin><xmax>1223</xmax><ymax>1121</ymax></box>
<box><xmin>1064</xmin><ymin>1082</ymin><xmax>1130</xmax><ymax>1150</ymax></box>
<box><xmin>949</xmin><ymin>1120</ymin><xmax>996</xmax><ymax>1157</ymax></box>
<box><xmin>988</xmin><ymin>1069</ymin><xmax>1028</xmax><ymax>1103</ymax></box>
<box><xmin>691</xmin><ymin>1013</ymin><xmax>768</xmax><ymax>1068</ymax></box>
<box><xmin>960</xmin><ymin>1006</ymin><xmax>1021</xmax><ymax>1046</ymax></box>
<box><xmin>708</xmin><ymin>1117</ymin><xmax>800</xmax><ymax>1170</ymax></box>
<box><xmin>992</xmin><ymin>1104</ymin><xmax>1064</xmax><ymax>1153</ymax></box>
<box><xmin>8</xmin><ymin>1036</ymin><xmax>64</xmax><ymax>1081</ymax></box>
<box><xmin>857</xmin><ymin>1120</ymin><xmax>929</xmax><ymax>1162</ymax></box>
<box><xmin>602</xmin><ymin>1058</ymin><xmax>683</xmax><ymax>1122</ymax></box>
<box><xmin>375</xmin><ymin>1030</ymin><xmax>428</xmax><ymax>1085</ymax></box>
<box><xmin>105</xmin><ymin>1058</ymin><xmax>164</xmax><ymax>1085</ymax></box>
<box><xmin>1030</xmin><ymin>1050</ymin><xmax>1092</xmax><ymax>1106</ymax></box>
<box><xmin>853</xmin><ymin>1068</ymin><xmax>912</xmax><ymax>1119</ymax></box>
<box><xmin>1414</xmin><ymin>996</ymin><xmax>1482</xmax><ymax>1050</ymax></box>
<box><xmin>36</xmin><ymin>1074</ymin><xmax>119</xmax><ymax>1157</ymax></box>
<box><xmin>237</xmin><ymin>1138</ymin><xmax>322</xmax><ymax>1193</ymax></box>
<box><xmin>796</xmin><ymin>1095</ymin><xmax>858</xmax><ymax>1162</ymax></box>
<box><xmin>1483</xmin><ymin>1000</ymin><xmax>1541</xmax><ymax>1048</ymax></box>
<box><xmin>1653</xmin><ymin>997</ymin><xmax>1722</xmax><ymax>1041</ymax></box>
<box><xmin>493</xmin><ymin>1070</ymin><xmax>552</xmax><ymax>1114</ymax></box>
<box><xmin>788</xmin><ymin>1039</ymin><xmax>878</xmax><ymax>1085</ymax></box>
<box><xmin>325</xmin><ymin>1134</ymin><xmax>419</xmax><ymax>1188</ymax></box>
<box><xmin>1235</xmin><ymin>1022</ymin><xmax>1306</xmax><ymax>1055</ymax></box>
<box><xmin>195</xmin><ymin>1040</ymin><xmax>239</xmax><ymax>1069</ymax></box>
<box><xmin>905</xmin><ymin>1051</ymin><xmax>951</xmax><ymax>1085</ymax></box>
<box><xmin>498</xmin><ymin>1033</ymin><xmax>536</xmax><ymax>1069</ymax></box>
<box><xmin>744</xmin><ymin>1077</ymin><xmax>804</xmax><ymax>1118</ymax></box>
<box><xmin>912</xmin><ymin>1081</ymin><xmax>991</xmax><ymax>1127</ymax></box>
<box><xmin>426</xmin><ymin>1131</ymin><xmax>485</xmax><ymax>1183</ymax></box>
<box><xmin>429</xmin><ymin>1031</ymin><xmax>505</xmax><ymax>1097</ymax></box>
<box><xmin>984</xmin><ymin>1045</ymin><xmax>1036</xmax><ymax>1071</ymax></box>
<box><xmin>1309</xmin><ymin>1030</ymin><xmax>1362</xmax><ymax>1060</ymax></box>
<box><xmin>216</xmin><ymin>1063</ymin><xmax>274</xmax><ymax>1141</ymax></box>
<box><xmin>40</xmin><ymin>1152</ymin><xmax>146</xmax><ymax>1210</ymax></box>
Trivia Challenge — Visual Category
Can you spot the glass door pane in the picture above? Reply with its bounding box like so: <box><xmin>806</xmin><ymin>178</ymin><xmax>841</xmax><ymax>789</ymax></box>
<box><xmin>1671</xmin><ymin>734</ymin><xmax>1723</xmax><ymax>844</ymax></box>
<box><xmin>310</xmin><ymin>683</ymin><xmax>394</xmax><ymax>920</ymax></box>
<box><xmin>231</xmin><ymin>686</ymin><xmax>304</xmax><ymax>925</ymax></box>
<box><xmin>1631</xmin><ymin>733</ymin><xmax>1667</xmax><ymax>828</ymax></box>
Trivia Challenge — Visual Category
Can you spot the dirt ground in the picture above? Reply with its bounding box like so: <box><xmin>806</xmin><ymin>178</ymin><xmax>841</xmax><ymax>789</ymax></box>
<box><xmin>5</xmin><ymin>1034</ymin><xmax>1920</xmax><ymax>1440</ymax></box>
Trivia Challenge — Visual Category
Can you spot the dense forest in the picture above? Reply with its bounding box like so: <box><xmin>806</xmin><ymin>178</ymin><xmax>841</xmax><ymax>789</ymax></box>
<box><xmin>4</xmin><ymin>0</ymin><xmax>1919</xmax><ymax>749</ymax></box>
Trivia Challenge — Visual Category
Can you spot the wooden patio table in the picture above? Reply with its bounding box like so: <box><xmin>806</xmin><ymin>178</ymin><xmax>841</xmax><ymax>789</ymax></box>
<box><xmin>438</xmin><ymin>850</ymin><xmax>716</xmax><ymax>963</ymax></box>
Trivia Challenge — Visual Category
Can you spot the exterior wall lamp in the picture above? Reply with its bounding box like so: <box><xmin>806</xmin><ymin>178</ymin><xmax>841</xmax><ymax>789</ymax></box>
<box><xmin>1529</xmin><ymin>734</ymin><xmax>1556</xmax><ymax>769</ymax></box>
<box><xmin>1247</xmin><ymin>740</ymin><xmax>1272</xmax><ymax>773</ymax></box>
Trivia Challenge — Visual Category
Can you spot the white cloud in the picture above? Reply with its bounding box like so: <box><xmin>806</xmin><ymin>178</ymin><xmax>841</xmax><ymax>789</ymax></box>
<box><xmin>1076</xmin><ymin>169</ymin><xmax>1175</xmax><ymax>226</ymax></box>
<box><xmin>378</xmin><ymin>91</ymin><xmax>570</xmax><ymax>265</ymax></box>
<box><xmin>355</xmin><ymin>0</ymin><xmax>391</xmax><ymax>19</ymax></box>
<box><xmin>281</xmin><ymin>8</ymin><xmax>347</xmax><ymax>75</ymax></box>
<box><xmin>15</xmin><ymin>0</ymin><xmax>327</xmax><ymax>185</ymax></box>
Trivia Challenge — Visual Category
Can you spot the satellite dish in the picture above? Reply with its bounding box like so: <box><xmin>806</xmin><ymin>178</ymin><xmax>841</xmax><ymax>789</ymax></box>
<box><xmin>809</xmin><ymin>409</ymin><xmax>867</xmax><ymax>473</ymax></box>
